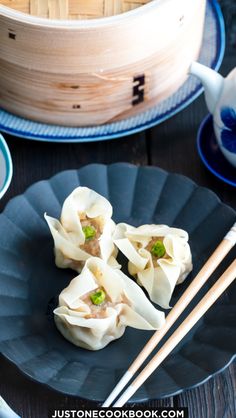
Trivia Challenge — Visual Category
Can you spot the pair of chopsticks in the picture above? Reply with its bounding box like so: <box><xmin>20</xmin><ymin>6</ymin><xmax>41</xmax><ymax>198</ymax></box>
<box><xmin>103</xmin><ymin>222</ymin><xmax>236</xmax><ymax>407</ymax></box>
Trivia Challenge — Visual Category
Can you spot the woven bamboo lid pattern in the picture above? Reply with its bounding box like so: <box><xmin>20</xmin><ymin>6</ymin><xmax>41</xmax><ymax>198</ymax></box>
<box><xmin>1</xmin><ymin>0</ymin><xmax>151</xmax><ymax>19</ymax></box>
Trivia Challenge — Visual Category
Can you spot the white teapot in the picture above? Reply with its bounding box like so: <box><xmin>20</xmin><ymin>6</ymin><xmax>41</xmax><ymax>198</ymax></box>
<box><xmin>190</xmin><ymin>62</ymin><xmax>236</xmax><ymax>168</ymax></box>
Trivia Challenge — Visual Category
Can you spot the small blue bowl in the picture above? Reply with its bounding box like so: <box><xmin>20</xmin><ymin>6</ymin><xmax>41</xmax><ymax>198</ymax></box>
<box><xmin>0</xmin><ymin>134</ymin><xmax>13</xmax><ymax>199</ymax></box>
<box><xmin>197</xmin><ymin>114</ymin><xmax>236</xmax><ymax>187</ymax></box>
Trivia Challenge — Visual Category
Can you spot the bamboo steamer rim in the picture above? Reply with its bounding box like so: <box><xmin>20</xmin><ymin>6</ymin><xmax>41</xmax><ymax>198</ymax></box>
<box><xmin>0</xmin><ymin>0</ymin><xmax>206</xmax><ymax>126</ymax></box>
<box><xmin>0</xmin><ymin>0</ymin><xmax>167</xmax><ymax>28</ymax></box>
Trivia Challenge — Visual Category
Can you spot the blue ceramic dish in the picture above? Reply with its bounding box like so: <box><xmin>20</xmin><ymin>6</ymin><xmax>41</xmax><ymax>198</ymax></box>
<box><xmin>0</xmin><ymin>134</ymin><xmax>13</xmax><ymax>200</ymax></box>
<box><xmin>197</xmin><ymin>114</ymin><xmax>236</xmax><ymax>187</ymax></box>
<box><xmin>0</xmin><ymin>164</ymin><xmax>235</xmax><ymax>403</ymax></box>
<box><xmin>0</xmin><ymin>396</ymin><xmax>20</xmax><ymax>418</ymax></box>
<box><xmin>0</xmin><ymin>0</ymin><xmax>225</xmax><ymax>143</ymax></box>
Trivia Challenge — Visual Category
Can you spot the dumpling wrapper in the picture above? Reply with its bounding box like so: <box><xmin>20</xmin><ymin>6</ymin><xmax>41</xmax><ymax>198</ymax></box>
<box><xmin>113</xmin><ymin>224</ymin><xmax>193</xmax><ymax>308</ymax></box>
<box><xmin>45</xmin><ymin>187</ymin><xmax>118</xmax><ymax>272</ymax></box>
<box><xmin>54</xmin><ymin>257</ymin><xmax>165</xmax><ymax>350</ymax></box>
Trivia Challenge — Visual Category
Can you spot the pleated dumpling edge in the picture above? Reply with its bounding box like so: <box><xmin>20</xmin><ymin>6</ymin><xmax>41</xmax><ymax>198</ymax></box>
<box><xmin>54</xmin><ymin>257</ymin><xmax>165</xmax><ymax>351</ymax></box>
<box><xmin>44</xmin><ymin>187</ymin><xmax>119</xmax><ymax>272</ymax></box>
<box><xmin>113</xmin><ymin>223</ymin><xmax>193</xmax><ymax>308</ymax></box>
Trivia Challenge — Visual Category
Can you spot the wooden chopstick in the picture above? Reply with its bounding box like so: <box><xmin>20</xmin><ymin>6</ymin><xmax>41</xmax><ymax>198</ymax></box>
<box><xmin>113</xmin><ymin>258</ymin><xmax>236</xmax><ymax>407</ymax></box>
<box><xmin>102</xmin><ymin>222</ymin><xmax>236</xmax><ymax>407</ymax></box>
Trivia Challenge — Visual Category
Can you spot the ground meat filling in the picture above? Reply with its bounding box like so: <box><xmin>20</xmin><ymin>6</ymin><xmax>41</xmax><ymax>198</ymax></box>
<box><xmin>145</xmin><ymin>236</ymin><xmax>169</xmax><ymax>263</ymax></box>
<box><xmin>80</xmin><ymin>214</ymin><xmax>103</xmax><ymax>257</ymax></box>
<box><xmin>78</xmin><ymin>281</ymin><xmax>132</xmax><ymax>320</ymax></box>
<box><xmin>80</xmin><ymin>289</ymin><xmax>112</xmax><ymax>319</ymax></box>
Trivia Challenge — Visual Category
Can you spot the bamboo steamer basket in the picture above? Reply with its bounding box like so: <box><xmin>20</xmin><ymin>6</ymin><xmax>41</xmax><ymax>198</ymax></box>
<box><xmin>0</xmin><ymin>0</ymin><xmax>206</xmax><ymax>127</ymax></box>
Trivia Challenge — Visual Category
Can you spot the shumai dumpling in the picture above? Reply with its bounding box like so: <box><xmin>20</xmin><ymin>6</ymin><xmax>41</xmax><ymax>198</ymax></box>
<box><xmin>113</xmin><ymin>224</ymin><xmax>192</xmax><ymax>308</ymax></box>
<box><xmin>54</xmin><ymin>257</ymin><xmax>165</xmax><ymax>350</ymax></box>
<box><xmin>45</xmin><ymin>187</ymin><xmax>118</xmax><ymax>272</ymax></box>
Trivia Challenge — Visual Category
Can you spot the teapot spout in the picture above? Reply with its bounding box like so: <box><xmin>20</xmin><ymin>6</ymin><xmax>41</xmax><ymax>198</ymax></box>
<box><xmin>189</xmin><ymin>62</ymin><xmax>224</xmax><ymax>114</ymax></box>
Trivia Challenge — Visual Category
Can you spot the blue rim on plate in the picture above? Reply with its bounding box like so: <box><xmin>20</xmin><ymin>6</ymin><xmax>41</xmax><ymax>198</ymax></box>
<box><xmin>197</xmin><ymin>114</ymin><xmax>236</xmax><ymax>187</ymax></box>
<box><xmin>0</xmin><ymin>134</ymin><xmax>13</xmax><ymax>199</ymax></box>
<box><xmin>0</xmin><ymin>164</ymin><xmax>235</xmax><ymax>403</ymax></box>
<box><xmin>0</xmin><ymin>0</ymin><xmax>225</xmax><ymax>143</ymax></box>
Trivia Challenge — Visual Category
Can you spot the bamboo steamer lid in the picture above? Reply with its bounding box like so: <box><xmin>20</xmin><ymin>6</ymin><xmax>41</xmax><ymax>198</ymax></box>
<box><xmin>0</xmin><ymin>1</ymin><xmax>152</xmax><ymax>19</ymax></box>
<box><xmin>0</xmin><ymin>0</ymin><xmax>206</xmax><ymax>126</ymax></box>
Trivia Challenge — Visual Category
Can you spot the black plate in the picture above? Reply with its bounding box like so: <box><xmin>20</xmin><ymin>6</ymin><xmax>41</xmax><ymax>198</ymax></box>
<box><xmin>0</xmin><ymin>163</ymin><xmax>235</xmax><ymax>402</ymax></box>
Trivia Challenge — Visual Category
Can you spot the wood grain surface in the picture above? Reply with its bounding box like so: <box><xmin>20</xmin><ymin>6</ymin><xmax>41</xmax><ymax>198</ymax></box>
<box><xmin>0</xmin><ymin>0</ymin><xmax>235</xmax><ymax>417</ymax></box>
<box><xmin>1</xmin><ymin>0</ymin><xmax>151</xmax><ymax>18</ymax></box>
<box><xmin>0</xmin><ymin>0</ymin><xmax>206</xmax><ymax>126</ymax></box>
<box><xmin>0</xmin><ymin>86</ymin><xmax>235</xmax><ymax>418</ymax></box>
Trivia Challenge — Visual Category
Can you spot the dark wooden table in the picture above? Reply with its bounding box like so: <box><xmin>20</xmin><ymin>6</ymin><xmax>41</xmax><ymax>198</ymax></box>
<box><xmin>0</xmin><ymin>1</ymin><xmax>235</xmax><ymax>416</ymax></box>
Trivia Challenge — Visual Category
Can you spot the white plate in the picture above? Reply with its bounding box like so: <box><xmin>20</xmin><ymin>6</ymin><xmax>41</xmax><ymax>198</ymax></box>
<box><xmin>0</xmin><ymin>134</ymin><xmax>13</xmax><ymax>200</ymax></box>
